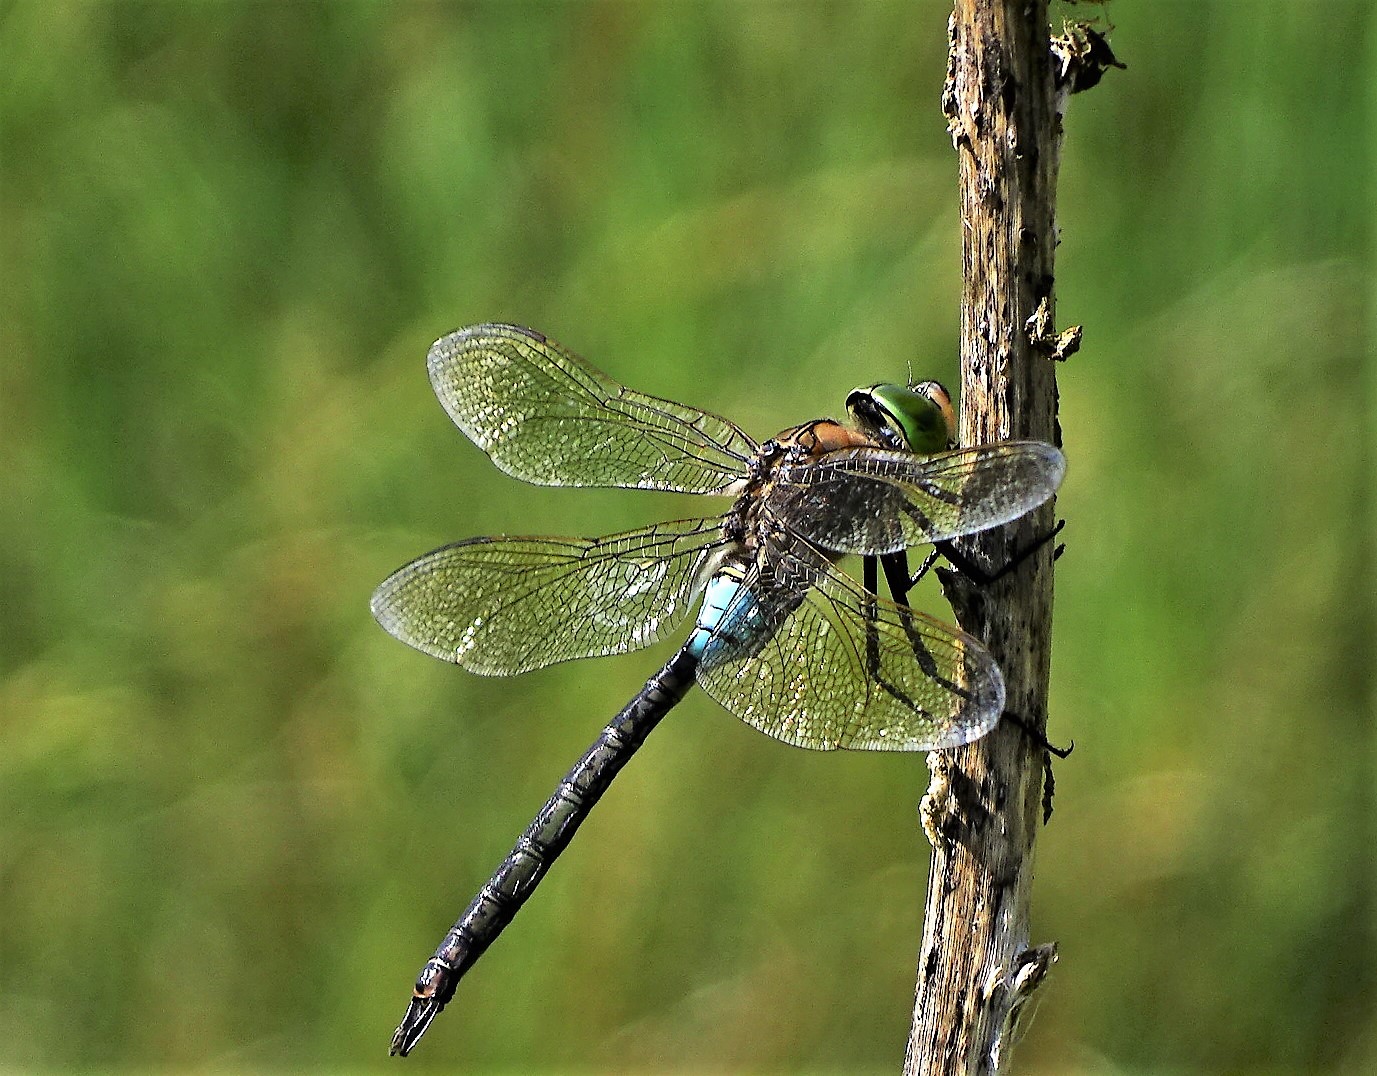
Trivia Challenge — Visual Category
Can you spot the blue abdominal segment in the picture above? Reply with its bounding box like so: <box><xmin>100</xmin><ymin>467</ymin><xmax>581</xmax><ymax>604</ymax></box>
<box><xmin>687</xmin><ymin>568</ymin><xmax>768</xmax><ymax>664</ymax></box>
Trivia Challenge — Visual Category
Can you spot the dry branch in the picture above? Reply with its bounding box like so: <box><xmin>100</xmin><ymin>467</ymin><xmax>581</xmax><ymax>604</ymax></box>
<box><xmin>902</xmin><ymin>2</ymin><xmax>1114</xmax><ymax>1071</ymax></box>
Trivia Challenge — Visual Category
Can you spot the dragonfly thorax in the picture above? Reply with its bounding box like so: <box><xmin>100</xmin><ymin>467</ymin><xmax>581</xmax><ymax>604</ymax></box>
<box><xmin>721</xmin><ymin>418</ymin><xmax>876</xmax><ymax>556</ymax></box>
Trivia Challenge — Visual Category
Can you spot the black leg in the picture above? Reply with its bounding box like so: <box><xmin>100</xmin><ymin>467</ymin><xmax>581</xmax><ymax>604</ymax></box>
<box><xmin>903</xmin><ymin>546</ymin><xmax>943</xmax><ymax>593</ymax></box>
<box><xmin>1000</xmin><ymin>709</ymin><xmax>1073</xmax><ymax>759</ymax></box>
<box><xmin>879</xmin><ymin>550</ymin><xmax>912</xmax><ymax>605</ymax></box>
<box><xmin>863</xmin><ymin>553</ymin><xmax>880</xmax><ymax>597</ymax></box>
<box><xmin>877</xmin><ymin>551</ymin><xmax>969</xmax><ymax>700</ymax></box>
<box><xmin>878</xmin><ymin>523</ymin><xmax>1070</xmax><ymax>802</ymax></box>
<box><xmin>862</xmin><ymin>555</ymin><xmax>921</xmax><ymax>703</ymax></box>
<box><xmin>1040</xmin><ymin>751</ymin><xmax>1057</xmax><ymax>825</ymax></box>
<box><xmin>1000</xmin><ymin>709</ymin><xmax>1073</xmax><ymax>824</ymax></box>
<box><xmin>936</xmin><ymin>518</ymin><xmax>1066</xmax><ymax>586</ymax></box>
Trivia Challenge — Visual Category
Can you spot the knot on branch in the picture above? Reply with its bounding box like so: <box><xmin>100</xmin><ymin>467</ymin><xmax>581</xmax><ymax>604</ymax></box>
<box><xmin>1026</xmin><ymin>297</ymin><xmax>1083</xmax><ymax>361</ymax></box>
<box><xmin>989</xmin><ymin>943</ymin><xmax>1060</xmax><ymax>1069</ymax></box>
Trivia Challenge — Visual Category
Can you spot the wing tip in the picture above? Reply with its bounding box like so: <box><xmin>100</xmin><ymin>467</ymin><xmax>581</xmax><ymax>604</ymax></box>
<box><xmin>370</xmin><ymin>569</ymin><xmax>467</xmax><ymax>666</ymax></box>
<box><xmin>429</xmin><ymin>323</ymin><xmax>548</xmax><ymax>360</ymax></box>
<box><xmin>1036</xmin><ymin>441</ymin><xmax>1068</xmax><ymax>495</ymax></box>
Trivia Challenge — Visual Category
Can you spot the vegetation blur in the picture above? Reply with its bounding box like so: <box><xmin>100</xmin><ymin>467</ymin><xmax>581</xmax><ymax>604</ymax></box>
<box><xmin>2</xmin><ymin>1</ymin><xmax>1370</xmax><ymax>1071</ymax></box>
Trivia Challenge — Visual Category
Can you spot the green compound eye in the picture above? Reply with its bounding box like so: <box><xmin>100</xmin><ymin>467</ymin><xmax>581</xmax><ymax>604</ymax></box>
<box><xmin>846</xmin><ymin>380</ymin><xmax>955</xmax><ymax>454</ymax></box>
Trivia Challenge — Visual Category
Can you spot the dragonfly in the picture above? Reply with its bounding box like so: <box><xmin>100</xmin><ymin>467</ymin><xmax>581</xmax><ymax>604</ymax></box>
<box><xmin>372</xmin><ymin>323</ymin><xmax>1065</xmax><ymax>1055</ymax></box>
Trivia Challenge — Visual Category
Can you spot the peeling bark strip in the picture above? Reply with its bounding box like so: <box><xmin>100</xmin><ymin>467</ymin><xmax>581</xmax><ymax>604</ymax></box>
<box><xmin>905</xmin><ymin>1</ymin><xmax>1086</xmax><ymax>1072</ymax></box>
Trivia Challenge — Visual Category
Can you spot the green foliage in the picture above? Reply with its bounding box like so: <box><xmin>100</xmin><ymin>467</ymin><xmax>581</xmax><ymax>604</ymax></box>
<box><xmin>1</xmin><ymin>1</ymin><xmax>1370</xmax><ymax>1070</ymax></box>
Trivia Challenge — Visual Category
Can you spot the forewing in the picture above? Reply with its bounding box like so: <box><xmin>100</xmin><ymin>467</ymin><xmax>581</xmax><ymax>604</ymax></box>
<box><xmin>427</xmin><ymin>324</ymin><xmax>755</xmax><ymax>493</ymax></box>
<box><xmin>694</xmin><ymin>549</ymin><xmax>1004</xmax><ymax>751</ymax></box>
<box><xmin>769</xmin><ymin>441</ymin><xmax>1065</xmax><ymax>555</ymax></box>
<box><xmin>372</xmin><ymin>518</ymin><xmax>724</xmax><ymax>675</ymax></box>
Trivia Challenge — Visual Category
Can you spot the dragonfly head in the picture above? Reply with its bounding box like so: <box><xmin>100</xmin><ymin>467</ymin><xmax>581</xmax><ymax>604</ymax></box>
<box><xmin>846</xmin><ymin>381</ymin><xmax>956</xmax><ymax>454</ymax></box>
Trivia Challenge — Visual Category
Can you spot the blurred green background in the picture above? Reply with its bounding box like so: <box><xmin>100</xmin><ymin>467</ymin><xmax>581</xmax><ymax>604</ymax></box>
<box><xmin>2</xmin><ymin>1</ymin><xmax>1371</xmax><ymax>1071</ymax></box>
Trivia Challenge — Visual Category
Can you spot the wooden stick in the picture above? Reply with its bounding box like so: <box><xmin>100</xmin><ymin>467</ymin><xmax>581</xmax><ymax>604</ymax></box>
<box><xmin>904</xmin><ymin>2</ymin><xmax>1096</xmax><ymax>1070</ymax></box>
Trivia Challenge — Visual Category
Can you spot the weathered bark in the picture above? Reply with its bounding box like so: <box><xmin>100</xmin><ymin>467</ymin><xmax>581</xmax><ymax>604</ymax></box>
<box><xmin>904</xmin><ymin>2</ymin><xmax>1082</xmax><ymax>1072</ymax></box>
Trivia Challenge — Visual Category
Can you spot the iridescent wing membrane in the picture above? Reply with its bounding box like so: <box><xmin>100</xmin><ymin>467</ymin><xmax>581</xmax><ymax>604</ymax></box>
<box><xmin>768</xmin><ymin>442</ymin><xmax>1066</xmax><ymax>556</ymax></box>
<box><xmin>427</xmin><ymin>324</ymin><xmax>756</xmax><ymax>493</ymax></box>
<box><xmin>372</xmin><ymin>518</ymin><xmax>726</xmax><ymax>676</ymax></box>
<box><xmin>374</xmin><ymin>521</ymin><xmax>1003</xmax><ymax>750</ymax></box>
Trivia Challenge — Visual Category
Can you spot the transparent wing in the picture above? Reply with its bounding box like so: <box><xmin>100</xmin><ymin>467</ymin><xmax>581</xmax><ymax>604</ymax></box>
<box><xmin>372</xmin><ymin>518</ymin><xmax>725</xmax><ymax>675</ymax></box>
<box><xmin>427</xmin><ymin>324</ymin><xmax>756</xmax><ymax>493</ymax></box>
<box><xmin>694</xmin><ymin>546</ymin><xmax>1004</xmax><ymax>751</ymax></box>
<box><xmin>768</xmin><ymin>441</ymin><xmax>1065</xmax><ymax>555</ymax></box>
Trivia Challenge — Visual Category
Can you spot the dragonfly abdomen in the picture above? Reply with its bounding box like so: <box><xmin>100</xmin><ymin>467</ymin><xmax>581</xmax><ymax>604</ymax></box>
<box><xmin>390</xmin><ymin>646</ymin><xmax>700</xmax><ymax>1056</ymax></box>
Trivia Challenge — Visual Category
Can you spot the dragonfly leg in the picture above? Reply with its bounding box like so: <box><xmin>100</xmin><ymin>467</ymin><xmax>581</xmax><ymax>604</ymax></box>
<box><xmin>997</xmin><ymin>710</ymin><xmax>1071</xmax><ymax>824</ymax></box>
<box><xmin>937</xmin><ymin>518</ymin><xmax>1066</xmax><ymax>586</ymax></box>
<box><xmin>876</xmin><ymin>548</ymin><xmax>939</xmax><ymax>606</ymax></box>
<box><xmin>1000</xmin><ymin>709</ymin><xmax>1073</xmax><ymax>759</ymax></box>
<box><xmin>904</xmin><ymin>547</ymin><xmax>944</xmax><ymax>593</ymax></box>
<box><xmin>858</xmin><ymin>554</ymin><xmax>961</xmax><ymax>716</ymax></box>
<box><xmin>1040</xmin><ymin>750</ymin><xmax>1057</xmax><ymax>825</ymax></box>
<box><xmin>872</xmin><ymin>552</ymin><xmax>970</xmax><ymax>702</ymax></box>
<box><xmin>861</xmin><ymin>556</ymin><xmax>929</xmax><ymax>711</ymax></box>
